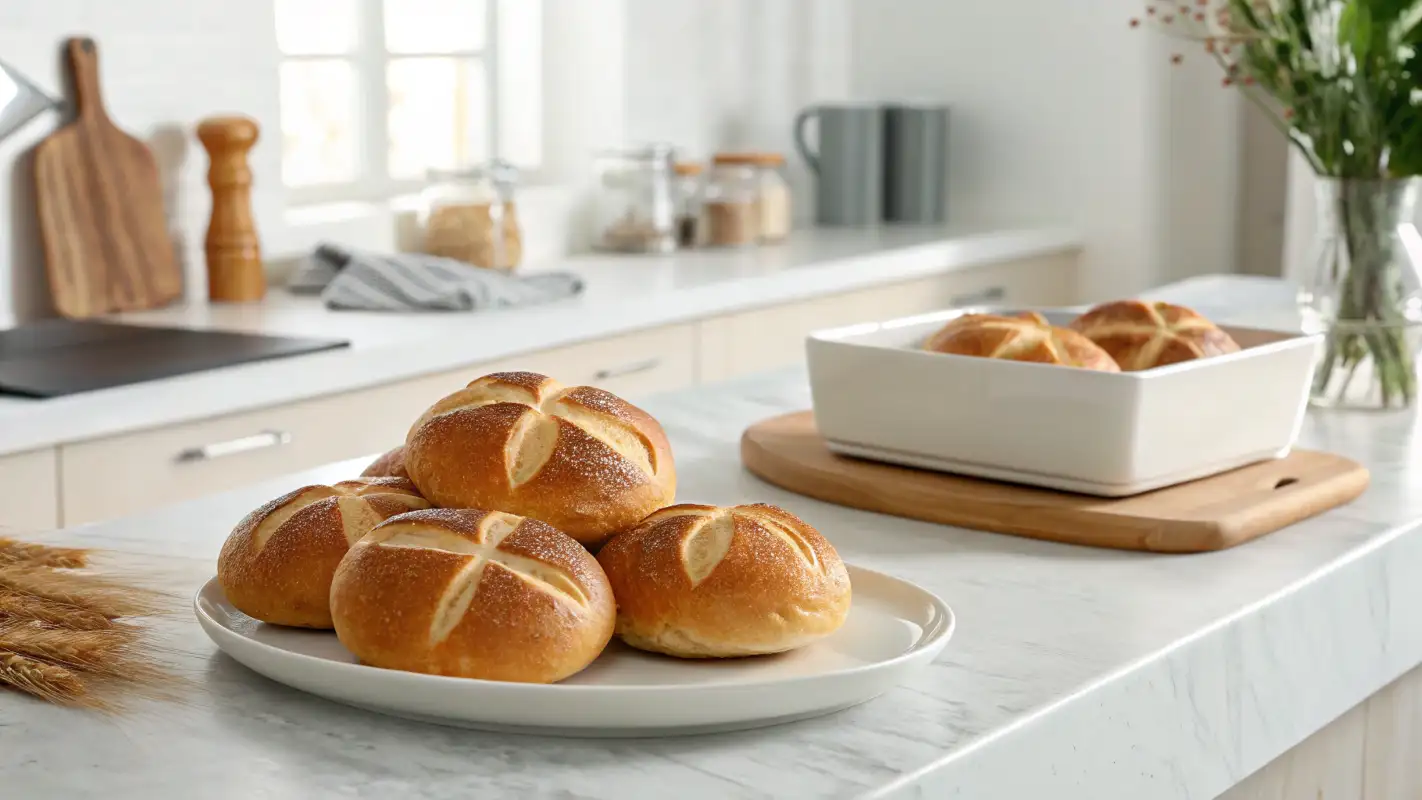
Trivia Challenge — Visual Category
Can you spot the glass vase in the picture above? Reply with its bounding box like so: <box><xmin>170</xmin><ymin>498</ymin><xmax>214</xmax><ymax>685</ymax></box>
<box><xmin>1298</xmin><ymin>176</ymin><xmax>1422</xmax><ymax>410</ymax></box>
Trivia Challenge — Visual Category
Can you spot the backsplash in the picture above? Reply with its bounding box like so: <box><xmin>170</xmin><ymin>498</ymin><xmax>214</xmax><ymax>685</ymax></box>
<box><xmin>0</xmin><ymin>0</ymin><xmax>284</xmax><ymax>327</ymax></box>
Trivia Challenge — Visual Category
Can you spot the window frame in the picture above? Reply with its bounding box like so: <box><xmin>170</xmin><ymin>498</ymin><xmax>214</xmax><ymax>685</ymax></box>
<box><xmin>278</xmin><ymin>0</ymin><xmax>508</xmax><ymax>206</ymax></box>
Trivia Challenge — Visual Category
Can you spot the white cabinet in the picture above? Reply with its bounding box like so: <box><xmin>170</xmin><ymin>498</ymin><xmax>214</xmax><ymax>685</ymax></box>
<box><xmin>59</xmin><ymin>379</ymin><xmax>447</xmax><ymax>526</ymax></box>
<box><xmin>0</xmin><ymin>448</ymin><xmax>59</xmax><ymax>532</ymax></box>
<box><xmin>478</xmin><ymin>323</ymin><xmax>698</xmax><ymax>396</ymax></box>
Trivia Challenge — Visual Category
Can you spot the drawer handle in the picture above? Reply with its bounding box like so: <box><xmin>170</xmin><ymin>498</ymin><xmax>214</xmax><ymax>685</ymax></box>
<box><xmin>950</xmin><ymin>286</ymin><xmax>1007</xmax><ymax>307</ymax></box>
<box><xmin>594</xmin><ymin>358</ymin><xmax>662</xmax><ymax>381</ymax></box>
<box><xmin>175</xmin><ymin>430</ymin><xmax>292</xmax><ymax>463</ymax></box>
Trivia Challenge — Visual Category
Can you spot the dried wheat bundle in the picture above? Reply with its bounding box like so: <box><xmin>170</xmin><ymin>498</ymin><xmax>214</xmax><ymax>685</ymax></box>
<box><xmin>0</xmin><ymin>589</ymin><xmax>113</xmax><ymax>630</ymax></box>
<box><xmin>0</xmin><ymin>537</ymin><xmax>89</xmax><ymax>570</ymax></box>
<box><xmin>0</xmin><ymin>648</ymin><xmax>89</xmax><ymax>706</ymax></box>
<box><xmin>0</xmin><ymin>621</ymin><xmax>142</xmax><ymax>677</ymax></box>
<box><xmin>0</xmin><ymin>564</ymin><xmax>169</xmax><ymax>618</ymax></box>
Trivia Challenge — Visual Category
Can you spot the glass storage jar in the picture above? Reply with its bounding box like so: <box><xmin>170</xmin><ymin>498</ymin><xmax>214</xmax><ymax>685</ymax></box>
<box><xmin>419</xmin><ymin>161</ymin><xmax>522</xmax><ymax>271</ymax></box>
<box><xmin>705</xmin><ymin>155</ymin><xmax>761</xmax><ymax>248</ymax></box>
<box><xmin>673</xmin><ymin>161</ymin><xmax>704</xmax><ymax>248</ymax></box>
<box><xmin>753</xmin><ymin>153</ymin><xmax>792</xmax><ymax>242</ymax></box>
<box><xmin>593</xmin><ymin>144</ymin><xmax>677</xmax><ymax>253</ymax></box>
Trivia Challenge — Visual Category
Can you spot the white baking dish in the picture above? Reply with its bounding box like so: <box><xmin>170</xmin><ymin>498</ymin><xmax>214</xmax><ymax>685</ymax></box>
<box><xmin>805</xmin><ymin>308</ymin><xmax>1322</xmax><ymax>496</ymax></box>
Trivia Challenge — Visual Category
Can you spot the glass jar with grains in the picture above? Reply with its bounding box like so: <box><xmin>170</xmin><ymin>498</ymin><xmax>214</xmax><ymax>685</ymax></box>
<box><xmin>751</xmin><ymin>152</ymin><xmax>792</xmax><ymax>243</ymax></box>
<box><xmin>593</xmin><ymin>144</ymin><xmax>677</xmax><ymax>253</ymax></box>
<box><xmin>673</xmin><ymin>162</ymin><xmax>704</xmax><ymax>248</ymax></box>
<box><xmin>419</xmin><ymin>161</ymin><xmax>522</xmax><ymax>271</ymax></box>
<box><xmin>704</xmin><ymin>155</ymin><xmax>761</xmax><ymax>248</ymax></box>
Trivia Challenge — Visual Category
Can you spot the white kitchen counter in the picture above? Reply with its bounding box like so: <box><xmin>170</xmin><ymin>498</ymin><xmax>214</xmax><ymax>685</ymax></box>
<box><xmin>0</xmin><ymin>225</ymin><xmax>1078</xmax><ymax>458</ymax></box>
<box><xmin>4</xmin><ymin>349</ymin><xmax>1420</xmax><ymax>799</ymax></box>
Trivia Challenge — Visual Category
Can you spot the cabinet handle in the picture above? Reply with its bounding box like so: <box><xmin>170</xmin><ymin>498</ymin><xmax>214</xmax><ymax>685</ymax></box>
<box><xmin>950</xmin><ymin>286</ymin><xmax>1007</xmax><ymax>307</ymax></box>
<box><xmin>175</xmin><ymin>430</ymin><xmax>292</xmax><ymax>463</ymax></box>
<box><xmin>594</xmin><ymin>358</ymin><xmax>662</xmax><ymax>381</ymax></box>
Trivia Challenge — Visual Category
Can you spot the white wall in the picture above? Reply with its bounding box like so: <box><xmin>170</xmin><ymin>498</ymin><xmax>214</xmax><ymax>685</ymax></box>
<box><xmin>622</xmin><ymin>0</ymin><xmax>851</xmax><ymax>223</ymax></box>
<box><xmin>848</xmin><ymin>0</ymin><xmax>1240</xmax><ymax>299</ymax></box>
<box><xmin>0</xmin><ymin>1</ymin><xmax>285</xmax><ymax>327</ymax></box>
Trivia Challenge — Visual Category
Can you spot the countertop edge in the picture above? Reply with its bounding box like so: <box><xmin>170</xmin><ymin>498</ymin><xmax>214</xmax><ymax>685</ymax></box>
<box><xmin>0</xmin><ymin>228</ymin><xmax>1082</xmax><ymax>456</ymax></box>
<box><xmin>870</xmin><ymin>517</ymin><xmax>1422</xmax><ymax>800</ymax></box>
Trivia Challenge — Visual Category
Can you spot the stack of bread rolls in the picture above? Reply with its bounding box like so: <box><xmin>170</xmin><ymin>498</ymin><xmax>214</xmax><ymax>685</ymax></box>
<box><xmin>218</xmin><ymin>371</ymin><xmax>852</xmax><ymax>684</ymax></box>
<box><xmin>923</xmin><ymin>300</ymin><xmax>1240</xmax><ymax>372</ymax></box>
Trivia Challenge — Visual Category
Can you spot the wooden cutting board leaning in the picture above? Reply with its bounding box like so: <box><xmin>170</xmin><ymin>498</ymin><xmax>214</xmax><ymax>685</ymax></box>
<box><xmin>740</xmin><ymin>411</ymin><xmax>1371</xmax><ymax>553</ymax></box>
<box><xmin>35</xmin><ymin>37</ymin><xmax>182</xmax><ymax>318</ymax></box>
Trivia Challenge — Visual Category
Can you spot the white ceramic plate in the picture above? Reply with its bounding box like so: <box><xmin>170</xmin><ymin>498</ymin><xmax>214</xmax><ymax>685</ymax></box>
<box><xmin>194</xmin><ymin>565</ymin><xmax>954</xmax><ymax>737</ymax></box>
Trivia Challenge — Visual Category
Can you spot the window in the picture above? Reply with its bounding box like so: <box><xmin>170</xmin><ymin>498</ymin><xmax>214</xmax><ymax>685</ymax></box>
<box><xmin>275</xmin><ymin>0</ymin><xmax>542</xmax><ymax>204</ymax></box>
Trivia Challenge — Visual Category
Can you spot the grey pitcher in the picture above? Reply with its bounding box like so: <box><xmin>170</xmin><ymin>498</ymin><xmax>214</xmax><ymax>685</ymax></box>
<box><xmin>794</xmin><ymin>103</ymin><xmax>883</xmax><ymax>226</ymax></box>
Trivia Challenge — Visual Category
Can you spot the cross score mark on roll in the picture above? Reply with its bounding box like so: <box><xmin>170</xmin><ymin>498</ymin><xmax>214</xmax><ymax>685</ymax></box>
<box><xmin>365</xmin><ymin>513</ymin><xmax>591</xmax><ymax>646</ymax></box>
<box><xmin>651</xmin><ymin>505</ymin><xmax>825</xmax><ymax>587</ymax></box>
<box><xmin>417</xmin><ymin>381</ymin><xmax>657</xmax><ymax>487</ymax></box>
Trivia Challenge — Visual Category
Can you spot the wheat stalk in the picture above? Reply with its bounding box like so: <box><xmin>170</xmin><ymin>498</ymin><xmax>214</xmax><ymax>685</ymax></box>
<box><xmin>0</xmin><ymin>622</ymin><xmax>141</xmax><ymax>676</ymax></box>
<box><xmin>0</xmin><ymin>589</ymin><xmax>113</xmax><ymax>630</ymax></box>
<box><xmin>0</xmin><ymin>565</ymin><xmax>169</xmax><ymax>619</ymax></box>
<box><xmin>0</xmin><ymin>648</ymin><xmax>89</xmax><ymax>705</ymax></box>
<box><xmin>0</xmin><ymin>537</ymin><xmax>88</xmax><ymax>570</ymax></box>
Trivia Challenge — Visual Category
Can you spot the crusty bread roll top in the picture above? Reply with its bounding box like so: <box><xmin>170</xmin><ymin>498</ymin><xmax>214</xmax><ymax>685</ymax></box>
<box><xmin>923</xmin><ymin>311</ymin><xmax>1119</xmax><ymax>372</ymax></box>
<box><xmin>1069</xmin><ymin>300</ymin><xmax>1240</xmax><ymax>371</ymax></box>
<box><xmin>597</xmin><ymin>503</ymin><xmax>851</xmax><ymax>658</ymax></box>
<box><xmin>403</xmin><ymin>371</ymin><xmax>676</xmax><ymax>547</ymax></box>
<box><xmin>217</xmin><ymin>477</ymin><xmax>429</xmax><ymax>628</ymax></box>
<box><xmin>330</xmin><ymin>507</ymin><xmax>615</xmax><ymax>683</ymax></box>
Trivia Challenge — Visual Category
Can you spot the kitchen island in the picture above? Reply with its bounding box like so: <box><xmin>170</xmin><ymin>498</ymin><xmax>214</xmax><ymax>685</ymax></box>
<box><xmin>5</xmin><ymin>333</ymin><xmax>1422</xmax><ymax>798</ymax></box>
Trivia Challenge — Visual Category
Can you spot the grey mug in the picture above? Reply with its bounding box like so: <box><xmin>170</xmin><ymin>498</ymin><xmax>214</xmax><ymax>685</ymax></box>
<box><xmin>794</xmin><ymin>103</ymin><xmax>883</xmax><ymax>226</ymax></box>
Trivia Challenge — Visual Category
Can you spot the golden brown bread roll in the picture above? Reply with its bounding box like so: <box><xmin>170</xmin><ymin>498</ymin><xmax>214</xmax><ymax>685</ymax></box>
<box><xmin>361</xmin><ymin>445</ymin><xmax>409</xmax><ymax>479</ymax></box>
<box><xmin>923</xmin><ymin>312</ymin><xmax>1120</xmax><ymax>372</ymax></box>
<box><xmin>330</xmin><ymin>508</ymin><xmax>615</xmax><ymax>683</ymax></box>
<box><xmin>1069</xmin><ymin>300</ymin><xmax>1240</xmax><ymax>371</ymax></box>
<box><xmin>404</xmin><ymin>371</ymin><xmax>676</xmax><ymax>548</ymax></box>
<box><xmin>596</xmin><ymin>503</ymin><xmax>851</xmax><ymax>658</ymax></box>
<box><xmin>217</xmin><ymin>478</ymin><xmax>429</xmax><ymax>628</ymax></box>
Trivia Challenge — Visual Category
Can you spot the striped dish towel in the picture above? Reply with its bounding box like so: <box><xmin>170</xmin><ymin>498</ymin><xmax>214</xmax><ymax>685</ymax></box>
<box><xmin>289</xmin><ymin>243</ymin><xmax>584</xmax><ymax>311</ymax></box>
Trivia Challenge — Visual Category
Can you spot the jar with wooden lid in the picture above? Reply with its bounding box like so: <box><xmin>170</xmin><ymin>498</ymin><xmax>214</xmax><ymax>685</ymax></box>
<box><xmin>673</xmin><ymin>161</ymin><xmax>704</xmax><ymax>248</ymax></box>
<box><xmin>419</xmin><ymin>161</ymin><xmax>522</xmax><ymax>271</ymax></box>
<box><xmin>705</xmin><ymin>155</ymin><xmax>760</xmax><ymax>248</ymax></box>
<box><xmin>751</xmin><ymin>152</ymin><xmax>792</xmax><ymax>243</ymax></box>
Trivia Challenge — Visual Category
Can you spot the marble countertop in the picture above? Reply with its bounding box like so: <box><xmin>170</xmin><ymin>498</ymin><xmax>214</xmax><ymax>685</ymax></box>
<box><xmin>5</xmin><ymin>303</ymin><xmax>1422</xmax><ymax>798</ymax></box>
<box><xmin>0</xmin><ymin>225</ymin><xmax>1078</xmax><ymax>458</ymax></box>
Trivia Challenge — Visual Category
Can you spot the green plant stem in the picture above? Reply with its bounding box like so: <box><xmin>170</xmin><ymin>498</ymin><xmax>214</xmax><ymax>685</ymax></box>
<box><xmin>1312</xmin><ymin>180</ymin><xmax>1418</xmax><ymax>408</ymax></box>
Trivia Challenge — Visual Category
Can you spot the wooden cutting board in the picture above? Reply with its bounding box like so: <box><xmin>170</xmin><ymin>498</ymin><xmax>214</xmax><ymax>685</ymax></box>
<box><xmin>35</xmin><ymin>37</ymin><xmax>182</xmax><ymax>318</ymax></box>
<box><xmin>740</xmin><ymin>411</ymin><xmax>1371</xmax><ymax>553</ymax></box>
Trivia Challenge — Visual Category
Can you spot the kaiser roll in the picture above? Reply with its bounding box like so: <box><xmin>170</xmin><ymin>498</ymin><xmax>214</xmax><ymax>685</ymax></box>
<box><xmin>330</xmin><ymin>508</ymin><xmax>616</xmax><ymax>683</ymax></box>
<box><xmin>923</xmin><ymin>312</ymin><xmax>1119</xmax><ymax>372</ymax></box>
<box><xmin>403</xmin><ymin>371</ymin><xmax>676</xmax><ymax>547</ymax></box>
<box><xmin>361</xmin><ymin>445</ymin><xmax>409</xmax><ymax>479</ymax></box>
<box><xmin>1069</xmin><ymin>300</ymin><xmax>1240</xmax><ymax>371</ymax></box>
<box><xmin>596</xmin><ymin>503</ymin><xmax>851</xmax><ymax>658</ymax></box>
<box><xmin>217</xmin><ymin>477</ymin><xmax>429</xmax><ymax>628</ymax></box>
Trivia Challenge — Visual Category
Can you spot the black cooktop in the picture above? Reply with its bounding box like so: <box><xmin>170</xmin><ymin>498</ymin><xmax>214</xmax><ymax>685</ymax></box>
<box><xmin>0</xmin><ymin>319</ymin><xmax>350</xmax><ymax>398</ymax></box>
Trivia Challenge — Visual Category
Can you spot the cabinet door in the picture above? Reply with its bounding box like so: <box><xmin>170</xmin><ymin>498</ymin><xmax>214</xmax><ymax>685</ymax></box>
<box><xmin>59</xmin><ymin>381</ymin><xmax>445</xmax><ymax>527</ymax></box>
<box><xmin>698</xmin><ymin>252</ymin><xmax>1080</xmax><ymax>382</ymax></box>
<box><xmin>0</xmin><ymin>448</ymin><xmax>59</xmax><ymax>532</ymax></box>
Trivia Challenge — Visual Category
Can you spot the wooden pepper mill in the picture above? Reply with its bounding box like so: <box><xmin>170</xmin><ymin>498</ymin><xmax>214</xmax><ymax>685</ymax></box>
<box><xmin>197</xmin><ymin>115</ymin><xmax>265</xmax><ymax>302</ymax></box>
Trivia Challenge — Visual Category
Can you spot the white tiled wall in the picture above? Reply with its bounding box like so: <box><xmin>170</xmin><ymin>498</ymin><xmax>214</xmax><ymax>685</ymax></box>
<box><xmin>0</xmin><ymin>0</ymin><xmax>285</xmax><ymax>326</ymax></box>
